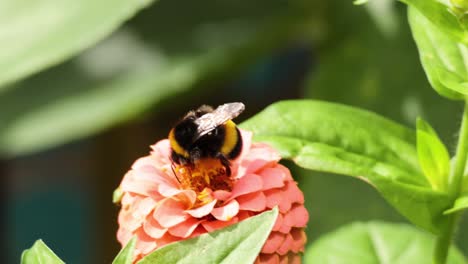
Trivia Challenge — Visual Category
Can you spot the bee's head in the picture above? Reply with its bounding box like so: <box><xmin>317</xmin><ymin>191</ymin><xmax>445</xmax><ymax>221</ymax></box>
<box><xmin>172</xmin><ymin>118</ymin><xmax>198</xmax><ymax>148</ymax></box>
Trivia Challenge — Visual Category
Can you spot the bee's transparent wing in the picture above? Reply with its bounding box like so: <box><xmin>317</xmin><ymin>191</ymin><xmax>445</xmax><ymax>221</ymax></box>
<box><xmin>194</xmin><ymin>102</ymin><xmax>245</xmax><ymax>138</ymax></box>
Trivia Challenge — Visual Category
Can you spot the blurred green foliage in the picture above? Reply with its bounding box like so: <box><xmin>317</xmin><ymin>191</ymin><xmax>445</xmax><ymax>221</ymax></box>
<box><xmin>0</xmin><ymin>0</ymin><xmax>315</xmax><ymax>158</ymax></box>
<box><xmin>0</xmin><ymin>0</ymin><xmax>154</xmax><ymax>90</ymax></box>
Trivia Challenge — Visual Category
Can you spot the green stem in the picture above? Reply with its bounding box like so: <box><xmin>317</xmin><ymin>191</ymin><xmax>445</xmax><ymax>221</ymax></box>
<box><xmin>433</xmin><ymin>101</ymin><xmax>468</xmax><ymax>264</ymax></box>
<box><xmin>433</xmin><ymin>215</ymin><xmax>457</xmax><ymax>264</ymax></box>
<box><xmin>449</xmin><ymin>102</ymin><xmax>468</xmax><ymax>198</ymax></box>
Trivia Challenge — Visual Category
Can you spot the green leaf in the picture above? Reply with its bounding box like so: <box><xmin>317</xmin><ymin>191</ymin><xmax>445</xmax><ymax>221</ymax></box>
<box><xmin>444</xmin><ymin>195</ymin><xmax>468</xmax><ymax>214</ymax></box>
<box><xmin>21</xmin><ymin>240</ymin><xmax>65</xmax><ymax>264</ymax></box>
<box><xmin>0</xmin><ymin>0</ymin><xmax>308</xmax><ymax>158</ymax></box>
<box><xmin>241</xmin><ymin>100</ymin><xmax>451</xmax><ymax>234</ymax></box>
<box><xmin>416</xmin><ymin>118</ymin><xmax>450</xmax><ymax>191</ymax></box>
<box><xmin>113</xmin><ymin>236</ymin><xmax>137</xmax><ymax>264</ymax></box>
<box><xmin>401</xmin><ymin>0</ymin><xmax>467</xmax><ymax>44</ymax></box>
<box><xmin>305</xmin><ymin>221</ymin><xmax>466</xmax><ymax>263</ymax></box>
<box><xmin>138</xmin><ymin>208</ymin><xmax>278</xmax><ymax>264</ymax></box>
<box><xmin>0</xmin><ymin>0</ymin><xmax>154</xmax><ymax>91</ymax></box>
<box><xmin>408</xmin><ymin>6</ymin><xmax>467</xmax><ymax>100</ymax></box>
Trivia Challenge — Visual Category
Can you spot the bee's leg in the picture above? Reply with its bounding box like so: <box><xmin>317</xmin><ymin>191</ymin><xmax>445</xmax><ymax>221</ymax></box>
<box><xmin>216</xmin><ymin>153</ymin><xmax>232</xmax><ymax>176</ymax></box>
<box><xmin>171</xmin><ymin>164</ymin><xmax>181</xmax><ymax>183</ymax></box>
<box><xmin>171</xmin><ymin>152</ymin><xmax>190</xmax><ymax>183</ymax></box>
<box><xmin>190</xmin><ymin>148</ymin><xmax>202</xmax><ymax>164</ymax></box>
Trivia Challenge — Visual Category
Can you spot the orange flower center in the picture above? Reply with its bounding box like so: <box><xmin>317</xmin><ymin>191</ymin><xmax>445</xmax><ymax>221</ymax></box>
<box><xmin>173</xmin><ymin>158</ymin><xmax>233</xmax><ymax>207</ymax></box>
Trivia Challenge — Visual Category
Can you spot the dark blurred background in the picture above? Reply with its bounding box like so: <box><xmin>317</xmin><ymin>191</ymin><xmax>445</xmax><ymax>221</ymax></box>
<box><xmin>2</xmin><ymin>0</ymin><xmax>467</xmax><ymax>263</ymax></box>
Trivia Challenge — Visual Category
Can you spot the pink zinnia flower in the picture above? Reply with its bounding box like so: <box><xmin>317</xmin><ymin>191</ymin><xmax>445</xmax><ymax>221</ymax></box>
<box><xmin>116</xmin><ymin>130</ymin><xmax>309</xmax><ymax>263</ymax></box>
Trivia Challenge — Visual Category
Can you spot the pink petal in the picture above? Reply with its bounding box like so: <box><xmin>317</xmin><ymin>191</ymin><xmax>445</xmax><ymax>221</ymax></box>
<box><xmin>132</xmin><ymin>155</ymin><xmax>157</xmax><ymax>169</ymax></box>
<box><xmin>154</xmin><ymin>198</ymin><xmax>189</xmax><ymax>228</ymax></box>
<box><xmin>150</xmin><ymin>139</ymin><xmax>172</xmax><ymax>160</ymax></box>
<box><xmin>132</xmin><ymin>197</ymin><xmax>157</xmax><ymax>217</ymax></box>
<box><xmin>279</xmin><ymin>223</ymin><xmax>292</xmax><ymax>234</ymax></box>
<box><xmin>116</xmin><ymin>227</ymin><xmax>132</xmax><ymax>246</ymax></box>
<box><xmin>237</xmin><ymin>192</ymin><xmax>267</xmax><ymax>211</ymax></box>
<box><xmin>158</xmin><ymin>183</ymin><xmax>186</xmax><ymax>198</ymax></box>
<box><xmin>236</xmin><ymin>210</ymin><xmax>253</xmax><ymax>221</ymax></box>
<box><xmin>283</xmin><ymin>181</ymin><xmax>304</xmax><ymax>204</ymax></box>
<box><xmin>257</xmin><ymin>253</ymin><xmax>280</xmax><ymax>264</ymax></box>
<box><xmin>258</xmin><ymin>167</ymin><xmax>285</xmax><ymax>190</ymax></box>
<box><xmin>238</xmin><ymin>130</ymin><xmax>253</xmax><ymax>158</ymax></box>
<box><xmin>135</xmin><ymin>228</ymin><xmax>158</xmax><ymax>255</ymax></box>
<box><xmin>156</xmin><ymin>233</ymin><xmax>180</xmax><ymax>248</ymax></box>
<box><xmin>143</xmin><ymin>215</ymin><xmax>167</xmax><ymax>239</ymax></box>
<box><xmin>277</xmin><ymin>233</ymin><xmax>294</xmax><ymax>255</ymax></box>
<box><xmin>120</xmin><ymin>192</ymin><xmax>137</xmax><ymax>205</ymax></box>
<box><xmin>262</xmin><ymin>232</ymin><xmax>286</xmax><ymax>254</ymax></box>
<box><xmin>168</xmin><ymin>217</ymin><xmax>202</xmax><ymax>238</ymax></box>
<box><xmin>175</xmin><ymin>190</ymin><xmax>197</xmax><ymax>207</ymax></box>
<box><xmin>186</xmin><ymin>199</ymin><xmax>217</xmax><ymax>218</ymax></box>
<box><xmin>188</xmin><ymin>225</ymin><xmax>207</xmax><ymax>238</ymax></box>
<box><xmin>240</xmin><ymin>144</ymin><xmax>281</xmax><ymax>174</ymax></box>
<box><xmin>135</xmin><ymin>165</ymin><xmax>174</xmax><ymax>185</ymax></box>
<box><xmin>279</xmin><ymin>254</ymin><xmax>291</xmax><ymax>264</ymax></box>
<box><xmin>118</xmin><ymin>210</ymin><xmax>139</xmax><ymax>232</ymax></box>
<box><xmin>119</xmin><ymin>197</ymin><xmax>156</xmax><ymax>231</ymax></box>
<box><xmin>211</xmin><ymin>200</ymin><xmax>239</xmax><ymax>221</ymax></box>
<box><xmin>281</xmin><ymin>254</ymin><xmax>301</xmax><ymax>264</ymax></box>
<box><xmin>283</xmin><ymin>205</ymin><xmax>309</xmax><ymax>228</ymax></box>
<box><xmin>121</xmin><ymin>175</ymin><xmax>158</xmax><ymax>197</ymax></box>
<box><xmin>201</xmin><ymin>217</ymin><xmax>239</xmax><ymax>232</ymax></box>
<box><xmin>290</xmin><ymin>228</ymin><xmax>307</xmax><ymax>253</ymax></box>
<box><xmin>213</xmin><ymin>190</ymin><xmax>231</xmax><ymax>201</ymax></box>
<box><xmin>230</xmin><ymin>174</ymin><xmax>263</xmax><ymax>199</ymax></box>
<box><xmin>265</xmin><ymin>189</ymin><xmax>291</xmax><ymax>213</ymax></box>
<box><xmin>121</xmin><ymin>179</ymin><xmax>157</xmax><ymax>197</ymax></box>
<box><xmin>272</xmin><ymin>213</ymin><xmax>283</xmax><ymax>232</ymax></box>
<box><xmin>130</xmin><ymin>162</ymin><xmax>179</xmax><ymax>190</ymax></box>
<box><xmin>276</xmin><ymin>164</ymin><xmax>293</xmax><ymax>181</ymax></box>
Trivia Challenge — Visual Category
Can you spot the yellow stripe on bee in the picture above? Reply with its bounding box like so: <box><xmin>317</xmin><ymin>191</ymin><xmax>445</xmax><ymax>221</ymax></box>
<box><xmin>169</xmin><ymin>129</ymin><xmax>190</xmax><ymax>158</ymax></box>
<box><xmin>221</xmin><ymin>120</ymin><xmax>238</xmax><ymax>156</ymax></box>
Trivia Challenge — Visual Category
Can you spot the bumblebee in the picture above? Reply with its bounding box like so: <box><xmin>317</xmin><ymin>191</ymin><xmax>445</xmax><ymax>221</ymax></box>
<box><xmin>168</xmin><ymin>102</ymin><xmax>245</xmax><ymax>177</ymax></box>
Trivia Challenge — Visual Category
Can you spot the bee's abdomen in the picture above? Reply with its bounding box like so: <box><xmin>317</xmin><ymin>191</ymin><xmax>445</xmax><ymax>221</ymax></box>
<box><xmin>221</xmin><ymin>120</ymin><xmax>242</xmax><ymax>159</ymax></box>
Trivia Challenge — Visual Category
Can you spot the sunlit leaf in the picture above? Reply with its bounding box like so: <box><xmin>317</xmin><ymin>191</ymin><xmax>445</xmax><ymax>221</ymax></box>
<box><xmin>138</xmin><ymin>208</ymin><xmax>278</xmax><ymax>264</ymax></box>
<box><xmin>416</xmin><ymin>118</ymin><xmax>450</xmax><ymax>191</ymax></box>
<box><xmin>444</xmin><ymin>195</ymin><xmax>468</xmax><ymax>214</ymax></box>
<box><xmin>408</xmin><ymin>6</ymin><xmax>467</xmax><ymax>100</ymax></box>
<box><xmin>241</xmin><ymin>100</ymin><xmax>451</xmax><ymax>234</ymax></box>
<box><xmin>0</xmin><ymin>0</ymin><xmax>154</xmax><ymax>91</ymax></box>
<box><xmin>21</xmin><ymin>240</ymin><xmax>64</xmax><ymax>264</ymax></box>
<box><xmin>401</xmin><ymin>0</ymin><xmax>466</xmax><ymax>43</ymax></box>
<box><xmin>305</xmin><ymin>221</ymin><xmax>466</xmax><ymax>263</ymax></box>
